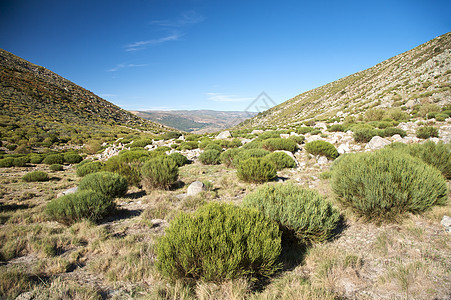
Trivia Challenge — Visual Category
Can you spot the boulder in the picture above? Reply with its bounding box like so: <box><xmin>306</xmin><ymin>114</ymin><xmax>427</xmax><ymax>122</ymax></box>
<box><xmin>337</xmin><ymin>143</ymin><xmax>350</xmax><ymax>154</ymax></box>
<box><xmin>365</xmin><ymin>136</ymin><xmax>391</xmax><ymax>150</ymax></box>
<box><xmin>317</xmin><ymin>156</ymin><xmax>328</xmax><ymax>165</ymax></box>
<box><xmin>441</xmin><ymin>216</ymin><xmax>451</xmax><ymax>233</ymax></box>
<box><xmin>216</xmin><ymin>131</ymin><xmax>232</xmax><ymax>139</ymax></box>
<box><xmin>187</xmin><ymin>181</ymin><xmax>205</xmax><ymax>196</ymax></box>
<box><xmin>57</xmin><ymin>187</ymin><xmax>78</xmax><ymax>198</ymax></box>
<box><xmin>251</xmin><ymin>130</ymin><xmax>264</xmax><ymax>135</ymax></box>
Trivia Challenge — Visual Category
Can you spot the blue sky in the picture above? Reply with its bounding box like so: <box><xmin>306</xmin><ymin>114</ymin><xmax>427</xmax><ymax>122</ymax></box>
<box><xmin>1</xmin><ymin>0</ymin><xmax>450</xmax><ymax>112</ymax></box>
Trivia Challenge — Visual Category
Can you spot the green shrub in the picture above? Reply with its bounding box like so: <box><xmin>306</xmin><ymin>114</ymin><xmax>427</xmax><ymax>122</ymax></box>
<box><xmin>233</xmin><ymin>149</ymin><xmax>270</xmax><ymax>168</ymax></box>
<box><xmin>63</xmin><ymin>153</ymin><xmax>83</xmax><ymax>164</ymax></box>
<box><xmin>331</xmin><ymin>149</ymin><xmax>448</xmax><ymax>223</ymax></box>
<box><xmin>365</xmin><ymin>108</ymin><xmax>385</xmax><ymax>121</ymax></box>
<box><xmin>50</xmin><ymin>164</ymin><xmax>63</xmax><ymax>171</ymax></box>
<box><xmin>141</xmin><ymin>156</ymin><xmax>179</xmax><ymax>190</ymax></box>
<box><xmin>131</xmin><ymin>138</ymin><xmax>153</xmax><ymax>147</ymax></box>
<box><xmin>262</xmin><ymin>138</ymin><xmax>297</xmax><ymax>153</ymax></box>
<box><xmin>353</xmin><ymin>128</ymin><xmax>377</xmax><ymax>143</ymax></box>
<box><xmin>156</xmin><ymin>202</ymin><xmax>281</xmax><ymax>281</ymax></box>
<box><xmin>288</xmin><ymin>135</ymin><xmax>305</xmax><ymax>144</ymax></box>
<box><xmin>242</xmin><ymin>140</ymin><xmax>263</xmax><ymax>149</ymax></box>
<box><xmin>29</xmin><ymin>154</ymin><xmax>43</xmax><ymax>164</ymax></box>
<box><xmin>383</xmin><ymin>127</ymin><xmax>407</xmax><ymax>137</ymax></box>
<box><xmin>237</xmin><ymin>158</ymin><xmax>276</xmax><ymax>183</ymax></box>
<box><xmin>0</xmin><ymin>157</ymin><xmax>14</xmax><ymax>168</ymax></box>
<box><xmin>435</xmin><ymin>113</ymin><xmax>448</xmax><ymax>122</ymax></box>
<box><xmin>263</xmin><ymin>152</ymin><xmax>296</xmax><ymax>170</ymax></box>
<box><xmin>296</xmin><ymin>126</ymin><xmax>313</xmax><ymax>135</ymax></box>
<box><xmin>204</xmin><ymin>143</ymin><xmax>223</xmax><ymax>152</ymax></box>
<box><xmin>257</xmin><ymin>131</ymin><xmax>282</xmax><ymax>140</ymax></box>
<box><xmin>329</xmin><ymin>124</ymin><xmax>345</xmax><ymax>132</ymax></box>
<box><xmin>304</xmin><ymin>140</ymin><xmax>338</xmax><ymax>159</ymax></box>
<box><xmin>168</xmin><ymin>152</ymin><xmax>188</xmax><ymax>167</ymax></box>
<box><xmin>199</xmin><ymin>149</ymin><xmax>221</xmax><ymax>165</ymax></box>
<box><xmin>117</xmin><ymin>149</ymin><xmax>151</xmax><ymax>162</ymax></box>
<box><xmin>220</xmin><ymin>148</ymin><xmax>241</xmax><ymax>168</ymax></box>
<box><xmin>406</xmin><ymin>141</ymin><xmax>451</xmax><ymax>179</ymax></box>
<box><xmin>42</xmin><ymin>154</ymin><xmax>64</xmax><ymax>165</ymax></box>
<box><xmin>180</xmin><ymin>141</ymin><xmax>198</xmax><ymax>150</ymax></box>
<box><xmin>102</xmin><ymin>156</ymin><xmax>142</xmax><ymax>187</ymax></box>
<box><xmin>163</xmin><ymin>132</ymin><xmax>182</xmax><ymax>140</ymax></box>
<box><xmin>22</xmin><ymin>171</ymin><xmax>49</xmax><ymax>182</ymax></box>
<box><xmin>310</xmin><ymin>129</ymin><xmax>322</xmax><ymax>135</ymax></box>
<box><xmin>13</xmin><ymin>157</ymin><xmax>28</xmax><ymax>167</ymax></box>
<box><xmin>243</xmin><ymin>183</ymin><xmax>340</xmax><ymax>243</ymax></box>
<box><xmin>416</xmin><ymin>126</ymin><xmax>439</xmax><ymax>139</ymax></box>
<box><xmin>78</xmin><ymin>172</ymin><xmax>128</xmax><ymax>198</ymax></box>
<box><xmin>76</xmin><ymin>161</ymin><xmax>103</xmax><ymax>177</ymax></box>
<box><xmin>46</xmin><ymin>190</ymin><xmax>115</xmax><ymax>225</ymax></box>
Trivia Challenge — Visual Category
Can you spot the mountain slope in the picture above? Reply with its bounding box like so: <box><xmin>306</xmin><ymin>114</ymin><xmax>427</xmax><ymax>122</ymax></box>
<box><xmin>131</xmin><ymin>110</ymin><xmax>257</xmax><ymax>133</ymax></box>
<box><xmin>0</xmin><ymin>49</ymin><xmax>167</xmax><ymax>133</ymax></box>
<box><xmin>239</xmin><ymin>32</ymin><xmax>451</xmax><ymax>128</ymax></box>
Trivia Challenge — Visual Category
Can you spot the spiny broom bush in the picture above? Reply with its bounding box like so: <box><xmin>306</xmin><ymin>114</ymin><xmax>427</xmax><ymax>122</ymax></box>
<box><xmin>243</xmin><ymin>183</ymin><xmax>340</xmax><ymax>243</ymax></box>
<box><xmin>50</xmin><ymin>164</ymin><xmax>63</xmax><ymax>171</ymax></box>
<box><xmin>46</xmin><ymin>190</ymin><xmax>115</xmax><ymax>225</ymax></box>
<box><xmin>331</xmin><ymin>148</ymin><xmax>448</xmax><ymax>223</ymax></box>
<box><xmin>42</xmin><ymin>154</ymin><xmax>64</xmax><ymax>165</ymax></box>
<box><xmin>262</xmin><ymin>138</ymin><xmax>297</xmax><ymax>153</ymax></box>
<box><xmin>304</xmin><ymin>140</ymin><xmax>339</xmax><ymax>159</ymax></box>
<box><xmin>63</xmin><ymin>153</ymin><xmax>83</xmax><ymax>164</ymax></box>
<box><xmin>156</xmin><ymin>202</ymin><xmax>281</xmax><ymax>282</ymax></box>
<box><xmin>22</xmin><ymin>171</ymin><xmax>49</xmax><ymax>182</ymax></box>
<box><xmin>76</xmin><ymin>161</ymin><xmax>103</xmax><ymax>177</ymax></box>
<box><xmin>416</xmin><ymin>126</ymin><xmax>439</xmax><ymax>139</ymax></box>
<box><xmin>263</xmin><ymin>152</ymin><xmax>296</xmax><ymax>170</ymax></box>
<box><xmin>141</xmin><ymin>156</ymin><xmax>178</xmax><ymax>190</ymax></box>
<box><xmin>0</xmin><ymin>157</ymin><xmax>14</xmax><ymax>168</ymax></box>
<box><xmin>199</xmin><ymin>149</ymin><xmax>221</xmax><ymax>165</ymax></box>
<box><xmin>168</xmin><ymin>152</ymin><xmax>188</xmax><ymax>167</ymax></box>
<box><xmin>220</xmin><ymin>148</ymin><xmax>241</xmax><ymax>168</ymax></box>
<box><xmin>237</xmin><ymin>158</ymin><xmax>276</xmax><ymax>183</ymax></box>
<box><xmin>233</xmin><ymin>149</ymin><xmax>269</xmax><ymax>168</ymax></box>
<box><xmin>402</xmin><ymin>141</ymin><xmax>450</xmax><ymax>179</ymax></box>
<box><xmin>78</xmin><ymin>172</ymin><xmax>128</xmax><ymax>198</ymax></box>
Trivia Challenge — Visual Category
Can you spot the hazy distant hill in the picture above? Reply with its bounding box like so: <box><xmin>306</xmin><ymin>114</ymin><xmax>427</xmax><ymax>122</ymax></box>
<box><xmin>0</xmin><ymin>49</ymin><xmax>167</xmax><ymax>133</ymax></box>
<box><xmin>238</xmin><ymin>32</ymin><xmax>451</xmax><ymax>128</ymax></box>
<box><xmin>131</xmin><ymin>110</ymin><xmax>257</xmax><ymax>133</ymax></box>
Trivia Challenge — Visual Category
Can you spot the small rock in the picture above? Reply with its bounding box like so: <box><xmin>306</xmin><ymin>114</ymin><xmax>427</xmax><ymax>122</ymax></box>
<box><xmin>187</xmin><ymin>181</ymin><xmax>205</xmax><ymax>196</ymax></box>
<box><xmin>251</xmin><ymin>130</ymin><xmax>264</xmax><ymax>135</ymax></box>
<box><xmin>216</xmin><ymin>131</ymin><xmax>232</xmax><ymax>139</ymax></box>
<box><xmin>429</xmin><ymin>137</ymin><xmax>440</xmax><ymax>144</ymax></box>
<box><xmin>337</xmin><ymin>143</ymin><xmax>350</xmax><ymax>154</ymax></box>
<box><xmin>57</xmin><ymin>187</ymin><xmax>78</xmax><ymax>198</ymax></box>
<box><xmin>365</xmin><ymin>136</ymin><xmax>391</xmax><ymax>150</ymax></box>
<box><xmin>317</xmin><ymin>156</ymin><xmax>328</xmax><ymax>165</ymax></box>
<box><xmin>280</xmin><ymin>134</ymin><xmax>290</xmax><ymax>139</ymax></box>
<box><xmin>441</xmin><ymin>216</ymin><xmax>451</xmax><ymax>232</ymax></box>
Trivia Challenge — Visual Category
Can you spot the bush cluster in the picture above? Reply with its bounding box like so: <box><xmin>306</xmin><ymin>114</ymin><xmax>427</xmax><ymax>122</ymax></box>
<box><xmin>416</xmin><ymin>126</ymin><xmax>439</xmax><ymax>139</ymax></box>
<box><xmin>78</xmin><ymin>172</ymin><xmax>128</xmax><ymax>198</ymax></box>
<box><xmin>168</xmin><ymin>152</ymin><xmax>188</xmax><ymax>167</ymax></box>
<box><xmin>156</xmin><ymin>202</ymin><xmax>281</xmax><ymax>281</ymax></box>
<box><xmin>63</xmin><ymin>153</ymin><xmax>83</xmax><ymax>164</ymax></box>
<box><xmin>304</xmin><ymin>140</ymin><xmax>339</xmax><ymax>159</ymax></box>
<box><xmin>237</xmin><ymin>158</ymin><xmax>276</xmax><ymax>183</ymax></box>
<box><xmin>243</xmin><ymin>183</ymin><xmax>340</xmax><ymax>243</ymax></box>
<box><xmin>50</xmin><ymin>164</ymin><xmax>63</xmax><ymax>171</ymax></box>
<box><xmin>46</xmin><ymin>190</ymin><xmax>115</xmax><ymax>225</ymax></box>
<box><xmin>331</xmin><ymin>148</ymin><xmax>448</xmax><ymax>223</ymax></box>
<box><xmin>42</xmin><ymin>154</ymin><xmax>64</xmax><ymax>165</ymax></box>
<box><xmin>76</xmin><ymin>161</ymin><xmax>103</xmax><ymax>177</ymax></box>
<box><xmin>262</xmin><ymin>152</ymin><xmax>296</xmax><ymax>170</ymax></box>
<box><xmin>141</xmin><ymin>156</ymin><xmax>179</xmax><ymax>190</ymax></box>
<box><xmin>198</xmin><ymin>149</ymin><xmax>221</xmax><ymax>165</ymax></box>
<box><xmin>262</xmin><ymin>138</ymin><xmax>297</xmax><ymax>153</ymax></box>
<box><xmin>22</xmin><ymin>171</ymin><xmax>49</xmax><ymax>182</ymax></box>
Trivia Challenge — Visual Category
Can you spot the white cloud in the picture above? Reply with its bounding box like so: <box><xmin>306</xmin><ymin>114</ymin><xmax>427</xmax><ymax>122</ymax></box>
<box><xmin>124</xmin><ymin>32</ymin><xmax>181</xmax><ymax>52</ymax></box>
<box><xmin>108</xmin><ymin>63</ymin><xmax>148</xmax><ymax>72</ymax></box>
<box><xmin>151</xmin><ymin>10</ymin><xmax>205</xmax><ymax>27</ymax></box>
<box><xmin>205</xmin><ymin>92</ymin><xmax>254</xmax><ymax>102</ymax></box>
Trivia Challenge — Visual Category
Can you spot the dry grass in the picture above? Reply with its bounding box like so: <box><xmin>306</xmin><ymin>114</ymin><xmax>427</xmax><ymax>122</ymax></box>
<box><xmin>1</xmin><ymin>159</ymin><xmax>450</xmax><ymax>299</ymax></box>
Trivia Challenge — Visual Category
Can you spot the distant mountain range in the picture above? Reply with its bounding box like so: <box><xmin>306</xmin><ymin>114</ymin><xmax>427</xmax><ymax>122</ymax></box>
<box><xmin>238</xmin><ymin>32</ymin><xmax>451</xmax><ymax>129</ymax></box>
<box><xmin>131</xmin><ymin>110</ymin><xmax>257</xmax><ymax>133</ymax></box>
<box><xmin>0</xmin><ymin>49</ymin><xmax>167</xmax><ymax>134</ymax></box>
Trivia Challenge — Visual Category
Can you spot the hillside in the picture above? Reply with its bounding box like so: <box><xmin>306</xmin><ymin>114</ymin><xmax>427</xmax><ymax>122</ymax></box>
<box><xmin>131</xmin><ymin>110</ymin><xmax>257</xmax><ymax>133</ymax></box>
<box><xmin>0</xmin><ymin>49</ymin><xmax>167</xmax><ymax>134</ymax></box>
<box><xmin>239</xmin><ymin>32</ymin><xmax>451</xmax><ymax>128</ymax></box>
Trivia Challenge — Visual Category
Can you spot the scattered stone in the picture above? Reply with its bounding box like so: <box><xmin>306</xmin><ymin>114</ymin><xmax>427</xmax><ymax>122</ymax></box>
<box><xmin>365</xmin><ymin>136</ymin><xmax>391</xmax><ymax>150</ymax></box>
<box><xmin>306</xmin><ymin>135</ymin><xmax>323</xmax><ymax>143</ymax></box>
<box><xmin>216</xmin><ymin>130</ymin><xmax>232</xmax><ymax>139</ymax></box>
<box><xmin>429</xmin><ymin>137</ymin><xmax>440</xmax><ymax>144</ymax></box>
<box><xmin>280</xmin><ymin>134</ymin><xmax>290</xmax><ymax>139</ymax></box>
<box><xmin>317</xmin><ymin>156</ymin><xmax>328</xmax><ymax>165</ymax></box>
<box><xmin>314</xmin><ymin>122</ymin><xmax>328</xmax><ymax>130</ymax></box>
<box><xmin>241</xmin><ymin>138</ymin><xmax>253</xmax><ymax>145</ymax></box>
<box><xmin>441</xmin><ymin>216</ymin><xmax>451</xmax><ymax>233</ymax></box>
<box><xmin>337</xmin><ymin>143</ymin><xmax>350</xmax><ymax>154</ymax></box>
<box><xmin>251</xmin><ymin>129</ymin><xmax>264</xmax><ymax>135</ymax></box>
<box><xmin>57</xmin><ymin>187</ymin><xmax>78</xmax><ymax>198</ymax></box>
<box><xmin>187</xmin><ymin>181</ymin><xmax>205</xmax><ymax>196</ymax></box>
